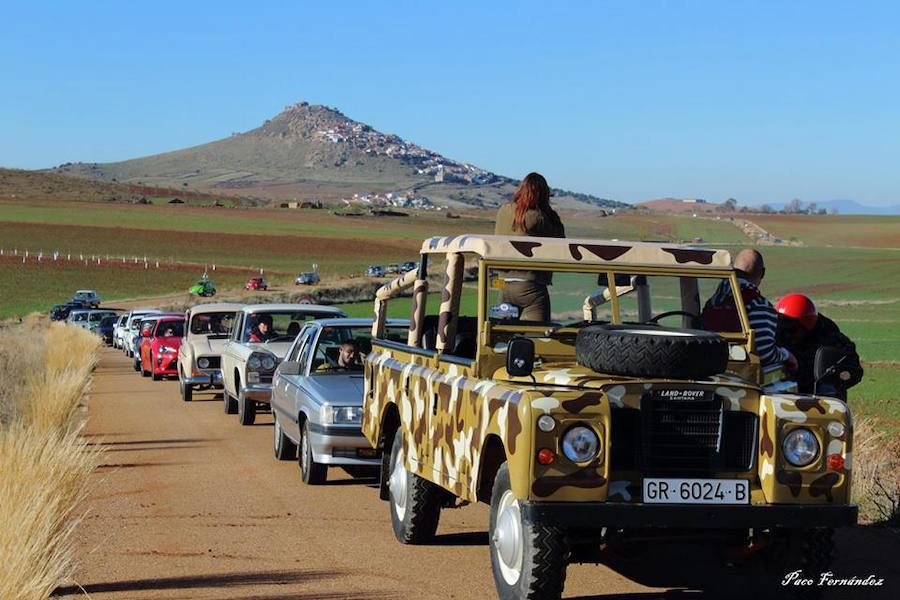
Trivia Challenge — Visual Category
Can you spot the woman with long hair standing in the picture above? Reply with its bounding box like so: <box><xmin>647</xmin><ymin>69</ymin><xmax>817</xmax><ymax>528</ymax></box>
<box><xmin>494</xmin><ymin>172</ymin><xmax>566</xmax><ymax>321</ymax></box>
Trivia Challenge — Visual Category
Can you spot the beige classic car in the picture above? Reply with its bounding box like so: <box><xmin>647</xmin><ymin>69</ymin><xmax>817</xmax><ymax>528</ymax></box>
<box><xmin>177</xmin><ymin>303</ymin><xmax>242</xmax><ymax>401</ymax></box>
<box><xmin>221</xmin><ymin>303</ymin><xmax>346</xmax><ymax>426</ymax></box>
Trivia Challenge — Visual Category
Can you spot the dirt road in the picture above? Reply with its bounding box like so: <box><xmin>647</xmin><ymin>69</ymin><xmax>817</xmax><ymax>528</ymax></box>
<box><xmin>57</xmin><ymin>348</ymin><xmax>899</xmax><ymax>599</ymax></box>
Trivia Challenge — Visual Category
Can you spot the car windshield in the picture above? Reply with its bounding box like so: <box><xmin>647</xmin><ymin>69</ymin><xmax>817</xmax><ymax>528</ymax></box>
<box><xmin>100</xmin><ymin>316</ymin><xmax>118</xmax><ymax>326</ymax></box>
<box><xmin>131</xmin><ymin>319</ymin><xmax>143</xmax><ymax>331</ymax></box>
<box><xmin>71</xmin><ymin>312</ymin><xmax>87</xmax><ymax>321</ymax></box>
<box><xmin>483</xmin><ymin>265</ymin><xmax>745</xmax><ymax>336</ymax></box>
<box><xmin>74</xmin><ymin>292</ymin><xmax>94</xmax><ymax>299</ymax></box>
<box><xmin>155</xmin><ymin>321</ymin><xmax>185</xmax><ymax>337</ymax></box>
<box><xmin>89</xmin><ymin>312</ymin><xmax>114</xmax><ymax>322</ymax></box>
<box><xmin>241</xmin><ymin>310</ymin><xmax>336</xmax><ymax>343</ymax></box>
<box><xmin>190</xmin><ymin>312</ymin><xmax>236</xmax><ymax>335</ymax></box>
<box><xmin>311</xmin><ymin>325</ymin><xmax>407</xmax><ymax>373</ymax></box>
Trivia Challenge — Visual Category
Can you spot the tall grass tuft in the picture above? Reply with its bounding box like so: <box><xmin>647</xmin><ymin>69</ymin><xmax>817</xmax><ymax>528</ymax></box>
<box><xmin>853</xmin><ymin>416</ymin><xmax>900</xmax><ymax>525</ymax></box>
<box><xmin>0</xmin><ymin>317</ymin><xmax>102</xmax><ymax>599</ymax></box>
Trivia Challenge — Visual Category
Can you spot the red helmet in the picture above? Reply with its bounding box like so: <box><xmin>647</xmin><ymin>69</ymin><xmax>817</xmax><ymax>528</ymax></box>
<box><xmin>775</xmin><ymin>293</ymin><xmax>818</xmax><ymax>330</ymax></box>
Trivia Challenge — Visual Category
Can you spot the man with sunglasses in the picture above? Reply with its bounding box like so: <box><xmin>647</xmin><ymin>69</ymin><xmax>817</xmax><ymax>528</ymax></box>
<box><xmin>775</xmin><ymin>293</ymin><xmax>863</xmax><ymax>400</ymax></box>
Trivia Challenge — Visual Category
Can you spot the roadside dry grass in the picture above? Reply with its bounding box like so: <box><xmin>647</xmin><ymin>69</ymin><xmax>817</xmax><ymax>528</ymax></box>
<box><xmin>853</xmin><ymin>416</ymin><xmax>900</xmax><ymax>526</ymax></box>
<box><xmin>0</xmin><ymin>319</ymin><xmax>102</xmax><ymax>600</ymax></box>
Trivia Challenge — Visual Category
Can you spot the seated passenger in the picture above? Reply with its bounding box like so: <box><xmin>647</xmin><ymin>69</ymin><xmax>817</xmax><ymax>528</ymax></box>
<box><xmin>701</xmin><ymin>249</ymin><xmax>796</xmax><ymax>368</ymax></box>
<box><xmin>322</xmin><ymin>341</ymin><xmax>362</xmax><ymax>371</ymax></box>
<box><xmin>776</xmin><ymin>293</ymin><xmax>863</xmax><ymax>400</ymax></box>
<box><xmin>249</xmin><ymin>314</ymin><xmax>275</xmax><ymax>342</ymax></box>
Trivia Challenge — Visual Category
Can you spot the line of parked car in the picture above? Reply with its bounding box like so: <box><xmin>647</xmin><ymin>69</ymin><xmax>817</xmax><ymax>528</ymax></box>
<box><xmin>106</xmin><ymin>300</ymin><xmax>402</xmax><ymax>484</ymax></box>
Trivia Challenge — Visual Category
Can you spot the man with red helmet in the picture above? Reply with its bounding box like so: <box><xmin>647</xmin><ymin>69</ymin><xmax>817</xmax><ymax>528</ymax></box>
<box><xmin>776</xmin><ymin>293</ymin><xmax>863</xmax><ymax>400</ymax></box>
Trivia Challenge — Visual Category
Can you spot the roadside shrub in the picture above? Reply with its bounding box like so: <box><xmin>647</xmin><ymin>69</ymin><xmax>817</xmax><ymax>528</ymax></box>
<box><xmin>0</xmin><ymin>320</ymin><xmax>101</xmax><ymax>599</ymax></box>
<box><xmin>852</xmin><ymin>417</ymin><xmax>900</xmax><ymax>526</ymax></box>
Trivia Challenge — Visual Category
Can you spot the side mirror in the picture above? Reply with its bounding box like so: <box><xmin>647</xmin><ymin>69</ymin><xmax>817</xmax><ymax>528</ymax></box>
<box><xmin>279</xmin><ymin>361</ymin><xmax>302</xmax><ymax>376</ymax></box>
<box><xmin>506</xmin><ymin>337</ymin><xmax>535</xmax><ymax>377</ymax></box>
<box><xmin>814</xmin><ymin>346</ymin><xmax>850</xmax><ymax>384</ymax></box>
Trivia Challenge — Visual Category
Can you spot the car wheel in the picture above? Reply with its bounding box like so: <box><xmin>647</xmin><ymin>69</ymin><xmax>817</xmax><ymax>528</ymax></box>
<box><xmin>141</xmin><ymin>367</ymin><xmax>150</xmax><ymax>377</ymax></box>
<box><xmin>760</xmin><ymin>528</ymin><xmax>834</xmax><ymax>600</ymax></box>
<box><xmin>152</xmin><ymin>371</ymin><xmax>162</xmax><ymax>381</ymax></box>
<box><xmin>299</xmin><ymin>420</ymin><xmax>327</xmax><ymax>485</ymax></box>
<box><xmin>489</xmin><ymin>463</ymin><xmax>567</xmax><ymax>600</ymax></box>
<box><xmin>223</xmin><ymin>390</ymin><xmax>238</xmax><ymax>414</ymax></box>
<box><xmin>132</xmin><ymin>357</ymin><xmax>141</xmax><ymax>372</ymax></box>
<box><xmin>238</xmin><ymin>390</ymin><xmax>256</xmax><ymax>426</ymax></box>
<box><xmin>180</xmin><ymin>374</ymin><xmax>193</xmax><ymax>402</ymax></box>
<box><xmin>273</xmin><ymin>413</ymin><xmax>297</xmax><ymax>460</ymax></box>
<box><xmin>387</xmin><ymin>430</ymin><xmax>442</xmax><ymax>544</ymax></box>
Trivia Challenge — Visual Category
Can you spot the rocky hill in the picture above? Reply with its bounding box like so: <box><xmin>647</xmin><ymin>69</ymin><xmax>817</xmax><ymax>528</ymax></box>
<box><xmin>52</xmin><ymin>102</ymin><xmax>627</xmax><ymax>211</ymax></box>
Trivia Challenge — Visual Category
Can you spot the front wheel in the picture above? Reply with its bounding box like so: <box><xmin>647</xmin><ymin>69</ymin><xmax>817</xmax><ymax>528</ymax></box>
<box><xmin>238</xmin><ymin>391</ymin><xmax>256</xmax><ymax>426</ymax></box>
<box><xmin>273</xmin><ymin>413</ymin><xmax>297</xmax><ymax>460</ymax></box>
<box><xmin>387</xmin><ymin>430</ymin><xmax>442</xmax><ymax>544</ymax></box>
<box><xmin>152</xmin><ymin>371</ymin><xmax>161</xmax><ymax>381</ymax></box>
<box><xmin>223</xmin><ymin>390</ymin><xmax>238</xmax><ymax>414</ymax></box>
<box><xmin>180</xmin><ymin>374</ymin><xmax>193</xmax><ymax>402</ymax></box>
<box><xmin>299</xmin><ymin>420</ymin><xmax>327</xmax><ymax>484</ymax></box>
<box><xmin>761</xmin><ymin>528</ymin><xmax>834</xmax><ymax>600</ymax></box>
<box><xmin>489</xmin><ymin>463</ymin><xmax>567</xmax><ymax>600</ymax></box>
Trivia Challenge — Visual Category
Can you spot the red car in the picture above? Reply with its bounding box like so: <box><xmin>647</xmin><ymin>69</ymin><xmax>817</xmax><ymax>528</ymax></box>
<box><xmin>245</xmin><ymin>276</ymin><xmax>268</xmax><ymax>291</ymax></box>
<box><xmin>140</xmin><ymin>316</ymin><xmax>186</xmax><ymax>381</ymax></box>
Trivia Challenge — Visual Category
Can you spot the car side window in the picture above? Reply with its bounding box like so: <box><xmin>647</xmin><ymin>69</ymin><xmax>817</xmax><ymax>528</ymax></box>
<box><xmin>287</xmin><ymin>328</ymin><xmax>311</xmax><ymax>362</ymax></box>
<box><xmin>297</xmin><ymin>330</ymin><xmax>318</xmax><ymax>373</ymax></box>
<box><xmin>231</xmin><ymin>314</ymin><xmax>244</xmax><ymax>342</ymax></box>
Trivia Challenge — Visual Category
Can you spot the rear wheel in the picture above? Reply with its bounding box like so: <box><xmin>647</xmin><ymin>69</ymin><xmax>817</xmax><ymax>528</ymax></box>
<box><xmin>132</xmin><ymin>356</ymin><xmax>141</xmax><ymax>371</ymax></box>
<box><xmin>761</xmin><ymin>528</ymin><xmax>834</xmax><ymax>600</ymax></box>
<box><xmin>388</xmin><ymin>430</ymin><xmax>442</xmax><ymax>544</ymax></box>
<box><xmin>489</xmin><ymin>463</ymin><xmax>567</xmax><ymax>600</ymax></box>
<box><xmin>299</xmin><ymin>420</ymin><xmax>327</xmax><ymax>484</ymax></box>
<box><xmin>238</xmin><ymin>390</ymin><xmax>256</xmax><ymax>426</ymax></box>
<box><xmin>273</xmin><ymin>413</ymin><xmax>297</xmax><ymax>460</ymax></box>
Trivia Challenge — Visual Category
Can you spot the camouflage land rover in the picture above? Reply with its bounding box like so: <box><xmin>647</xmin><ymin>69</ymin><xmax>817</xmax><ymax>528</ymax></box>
<box><xmin>362</xmin><ymin>234</ymin><xmax>857</xmax><ymax>600</ymax></box>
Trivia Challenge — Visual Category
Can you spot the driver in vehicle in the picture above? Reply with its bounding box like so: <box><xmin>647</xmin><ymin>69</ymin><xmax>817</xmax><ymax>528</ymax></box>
<box><xmin>249</xmin><ymin>314</ymin><xmax>275</xmax><ymax>342</ymax></box>
<box><xmin>163</xmin><ymin>326</ymin><xmax>176</xmax><ymax>337</ymax></box>
<box><xmin>701</xmin><ymin>248</ymin><xmax>797</xmax><ymax>369</ymax></box>
<box><xmin>775</xmin><ymin>293</ymin><xmax>863</xmax><ymax>400</ymax></box>
<box><xmin>336</xmin><ymin>342</ymin><xmax>361</xmax><ymax>370</ymax></box>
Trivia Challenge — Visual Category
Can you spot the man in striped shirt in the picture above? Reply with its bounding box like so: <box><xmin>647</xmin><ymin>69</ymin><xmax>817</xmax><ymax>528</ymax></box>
<box><xmin>702</xmin><ymin>249</ymin><xmax>798</xmax><ymax>369</ymax></box>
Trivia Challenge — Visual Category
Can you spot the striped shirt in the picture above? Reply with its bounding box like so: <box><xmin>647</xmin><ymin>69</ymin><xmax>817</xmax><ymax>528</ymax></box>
<box><xmin>706</xmin><ymin>277</ymin><xmax>790</xmax><ymax>366</ymax></box>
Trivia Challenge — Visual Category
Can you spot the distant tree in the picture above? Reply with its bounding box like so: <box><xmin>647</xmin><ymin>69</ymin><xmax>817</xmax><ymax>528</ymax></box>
<box><xmin>785</xmin><ymin>198</ymin><xmax>804</xmax><ymax>214</ymax></box>
<box><xmin>806</xmin><ymin>201</ymin><xmax>818</xmax><ymax>214</ymax></box>
<box><xmin>760</xmin><ymin>204</ymin><xmax>774</xmax><ymax>214</ymax></box>
<box><xmin>818</xmin><ymin>208</ymin><xmax>828</xmax><ymax>215</ymax></box>
<box><xmin>723</xmin><ymin>198</ymin><xmax>738</xmax><ymax>212</ymax></box>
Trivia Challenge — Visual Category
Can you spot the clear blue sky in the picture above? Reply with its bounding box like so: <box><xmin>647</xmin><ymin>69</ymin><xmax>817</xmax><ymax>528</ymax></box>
<box><xmin>2</xmin><ymin>1</ymin><xmax>898</xmax><ymax>206</ymax></box>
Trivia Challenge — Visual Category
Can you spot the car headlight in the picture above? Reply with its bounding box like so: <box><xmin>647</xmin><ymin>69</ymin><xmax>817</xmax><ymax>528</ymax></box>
<box><xmin>783</xmin><ymin>428</ymin><xmax>819</xmax><ymax>467</ymax></box>
<box><xmin>561</xmin><ymin>426</ymin><xmax>600</xmax><ymax>463</ymax></box>
<box><xmin>159</xmin><ymin>345</ymin><xmax>176</xmax><ymax>354</ymax></box>
<box><xmin>247</xmin><ymin>355</ymin><xmax>262</xmax><ymax>370</ymax></box>
<box><xmin>198</xmin><ymin>357</ymin><xmax>210</xmax><ymax>369</ymax></box>
<box><xmin>326</xmin><ymin>406</ymin><xmax>363</xmax><ymax>425</ymax></box>
<box><xmin>261</xmin><ymin>355</ymin><xmax>276</xmax><ymax>371</ymax></box>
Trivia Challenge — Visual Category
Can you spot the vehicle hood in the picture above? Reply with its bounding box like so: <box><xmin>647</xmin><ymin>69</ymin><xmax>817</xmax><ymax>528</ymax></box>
<box><xmin>499</xmin><ymin>362</ymin><xmax>757</xmax><ymax>392</ymax></box>
<box><xmin>153</xmin><ymin>337</ymin><xmax>183</xmax><ymax>350</ymax></box>
<box><xmin>190</xmin><ymin>335</ymin><xmax>229</xmax><ymax>356</ymax></box>
<box><xmin>246</xmin><ymin>341</ymin><xmax>292</xmax><ymax>359</ymax></box>
<box><xmin>303</xmin><ymin>374</ymin><xmax>366</xmax><ymax>406</ymax></box>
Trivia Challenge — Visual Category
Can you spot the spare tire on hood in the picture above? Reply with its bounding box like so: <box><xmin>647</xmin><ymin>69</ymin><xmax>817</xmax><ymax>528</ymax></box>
<box><xmin>575</xmin><ymin>324</ymin><xmax>729</xmax><ymax>379</ymax></box>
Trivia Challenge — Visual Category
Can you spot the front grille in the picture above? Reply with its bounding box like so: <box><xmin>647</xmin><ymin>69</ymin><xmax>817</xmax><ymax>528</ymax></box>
<box><xmin>641</xmin><ymin>390</ymin><xmax>723</xmax><ymax>476</ymax></box>
<box><xmin>721</xmin><ymin>411</ymin><xmax>758</xmax><ymax>471</ymax></box>
<box><xmin>260</xmin><ymin>374</ymin><xmax>273</xmax><ymax>384</ymax></box>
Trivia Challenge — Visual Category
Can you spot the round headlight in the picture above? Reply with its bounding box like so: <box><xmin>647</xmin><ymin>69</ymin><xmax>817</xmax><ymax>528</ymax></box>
<box><xmin>783</xmin><ymin>428</ymin><xmax>819</xmax><ymax>467</ymax></box>
<box><xmin>261</xmin><ymin>355</ymin><xmax>276</xmax><ymax>371</ymax></box>
<box><xmin>247</xmin><ymin>356</ymin><xmax>262</xmax><ymax>370</ymax></box>
<box><xmin>198</xmin><ymin>357</ymin><xmax>210</xmax><ymax>369</ymax></box>
<box><xmin>537</xmin><ymin>415</ymin><xmax>556</xmax><ymax>432</ymax></box>
<box><xmin>562</xmin><ymin>426</ymin><xmax>600</xmax><ymax>463</ymax></box>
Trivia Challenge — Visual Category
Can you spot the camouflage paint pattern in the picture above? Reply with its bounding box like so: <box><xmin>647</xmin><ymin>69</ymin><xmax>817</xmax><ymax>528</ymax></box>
<box><xmin>406</xmin><ymin>278</ymin><xmax>429</xmax><ymax>347</ymax></box>
<box><xmin>436</xmin><ymin>253</ymin><xmax>463</xmax><ymax>352</ymax></box>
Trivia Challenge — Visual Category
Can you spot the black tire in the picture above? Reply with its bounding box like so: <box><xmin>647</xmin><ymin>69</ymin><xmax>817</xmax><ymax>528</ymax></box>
<box><xmin>238</xmin><ymin>391</ymin><xmax>256</xmax><ymax>426</ymax></box>
<box><xmin>152</xmin><ymin>372</ymin><xmax>161</xmax><ymax>381</ymax></box>
<box><xmin>489</xmin><ymin>463</ymin><xmax>567</xmax><ymax>600</ymax></box>
<box><xmin>299</xmin><ymin>420</ymin><xmax>327</xmax><ymax>484</ymax></box>
<box><xmin>223</xmin><ymin>390</ymin><xmax>238</xmax><ymax>414</ymax></box>
<box><xmin>575</xmin><ymin>324</ymin><xmax>728</xmax><ymax>379</ymax></box>
<box><xmin>273</xmin><ymin>413</ymin><xmax>297</xmax><ymax>460</ymax></box>
<box><xmin>761</xmin><ymin>528</ymin><xmax>834</xmax><ymax>600</ymax></box>
<box><xmin>180</xmin><ymin>375</ymin><xmax>193</xmax><ymax>402</ymax></box>
<box><xmin>387</xmin><ymin>430</ymin><xmax>442</xmax><ymax>544</ymax></box>
<box><xmin>132</xmin><ymin>357</ymin><xmax>140</xmax><ymax>372</ymax></box>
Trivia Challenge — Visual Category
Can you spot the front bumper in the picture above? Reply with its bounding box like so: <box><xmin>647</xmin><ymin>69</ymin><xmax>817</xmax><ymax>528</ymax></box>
<box><xmin>154</xmin><ymin>353</ymin><xmax>179</xmax><ymax>375</ymax></box>
<box><xmin>242</xmin><ymin>384</ymin><xmax>272</xmax><ymax>404</ymax></box>
<box><xmin>307</xmin><ymin>423</ymin><xmax>380</xmax><ymax>466</ymax></box>
<box><xmin>522</xmin><ymin>502</ymin><xmax>858</xmax><ymax>530</ymax></box>
<box><xmin>182</xmin><ymin>370</ymin><xmax>223</xmax><ymax>387</ymax></box>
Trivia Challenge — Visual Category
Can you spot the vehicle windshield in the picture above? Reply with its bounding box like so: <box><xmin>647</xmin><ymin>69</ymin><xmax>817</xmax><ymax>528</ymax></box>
<box><xmin>484</xmin><ymin>265</ymin><xmax>746</xmax><ymax>336</ymax></box>
<box><xmin>241</xmin><ymin>310</ymin><xmax>335</xmax><ymax>343</ymax></box>
<box><xmin>155</xmin><ymin>320</ymin><xmax>185</xmax><ymax>337</ymax></box>
<box><xmin>89</xmin><ymin>312</ymin><xmax>114</xmax><ymax>322</ymax></box>
<box><xmin>100</xmin><ymin>316</ymin><xmax>118</xmax><ymax>326</ymax></box>
<box><xmin>190</xmin><ymin>312</ymin><xmax>236</xmax><ymax>336</ymax></box>
<box><xmin>311</xmin><ymin>325</ymin><xmax>407</xmax><ymax>373</ymax></box>
<box><xmin>131</xmin><ymin>319</ymin><xmax>144</xmax><ymax>331</ymax></box>
<box><xmin>74</xmin><ymin>291</ymin><xmax>94</xmax><ymax>299</ymax></box>
<box><xmin>71</xmin><ymin>312</ymin><xmax>87</xmax><ymax>321</ymax></box>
